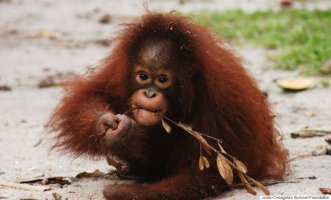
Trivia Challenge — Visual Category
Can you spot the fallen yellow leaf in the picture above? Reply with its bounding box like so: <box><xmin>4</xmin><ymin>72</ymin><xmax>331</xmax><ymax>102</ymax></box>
<box><xmin>276</xmin><ymin>77</ymin><xmax>315</xmax><ymax>91</ymax></box>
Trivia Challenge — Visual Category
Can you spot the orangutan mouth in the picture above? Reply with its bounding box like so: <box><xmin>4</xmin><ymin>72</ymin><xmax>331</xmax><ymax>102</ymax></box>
<box><xmin>131</xmin><ymin>104</ymin><xmax>163</xmax><ymax>114</ymax></box>
<box><xmin>130</xmin><ymin>104</ymin><xmax>166</xmax><ymax>126</ymax></box>
<box><xmin>136</xmin><ymin>107</ymin><xmax>163</xmax><ymax>116</ymax></box>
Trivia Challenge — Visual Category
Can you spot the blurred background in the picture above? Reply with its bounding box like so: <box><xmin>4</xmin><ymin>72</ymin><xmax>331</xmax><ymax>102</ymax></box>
<box><xmin>0</xmin><ymin>0</ymin><xmax>330</xmax><ymax>199</ymax></box>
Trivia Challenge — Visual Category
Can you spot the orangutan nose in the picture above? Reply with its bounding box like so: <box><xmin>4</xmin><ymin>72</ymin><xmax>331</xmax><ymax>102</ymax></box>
<box><xmin>144</xmin><ymin>88</ymin><xmax>157</xmax><ymax>98</ymax></box>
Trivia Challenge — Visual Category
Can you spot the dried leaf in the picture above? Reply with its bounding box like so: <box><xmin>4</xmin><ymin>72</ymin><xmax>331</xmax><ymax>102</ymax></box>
<box><xmin>234</xmin><ymin>159</ymin><xmax>248</xmax><ymax>174</ymax></box>
<box><xmin>0</xmin><ymin>182</ymin><xmax>50</xmax><ymax>192</ymax></box>
<box><xmin>237</xmin><ymin>172</ymin><xmax>257</xmax><ymax>195</ymax></box>
<box><xmin>36</xmin><ymin>29</ymin><xmax>50</xmax><ymax>38</ymax></box>
<box><xmin>99</xmin><ymin>14</ymin><xmax>112</xmax><ymax>24</ymax></box>
<box><xmin>202</xmin><ymin>156</ymin><xmax>210</xmax><ymax>169</ymax></box>
<box><xmin>320</xmin><ymin>188</ymin><xmax>331</xmax><ymax>194</ymax></box>
<box><xmin>75</xmin><ymin>170</ymin><xmax>106</xmax><ymax>179</ymax></box>
<box><xmin>217</xmin><ymin>142</ymin><xmax>227</xmax><ymax>154</ymax></box>
<box><xmin>19</xmin><ymin>177</ymin><xmax>71</xmax><ymax>185</ymax></box>
<box><xmin>325</xmin><ymin>138</ymin><xmax>331</xmax><ymax>145</ymax></box>
<box><xmin>198</xmin><ymin>156</ymin><xmax>204</xmax><ymax>171</ymax></box>
<box><xmin>303</xmin><ymin>110</ymin><xmax>315</xmax><ymax>117</ymax></box>
<box><xmin>94</xmin><ymin>38</ymin><xmax>113</xmax><ymax>47</ymax></box>
<box><xmin>0</xmin><ymin>84</ymin><xmax>12</xmax><ymax>91</ymax></box>
<box><xmin>52</xmin><ymin>193</ymin><xmax>62</xmax><ymax>200</ymax></box>
<box><xmin>280</xmin><ymin>0</ymin><xmax>293</xmax><ymax>6</ymax></box>
<box><xmin>216</xmin><ymin>154</ymin><xmax>233</xmax><ymax>185</ymax></box>
<box><xmin>248</xmin><ymin>177</ymin><xmax>271</xmax><ymax>196</ymax></box>
<box><xmin>162</xmin><ymin>119</ymin><xmax>172</xmax><ymax>134</ymax></box>
<box><xmin>276</xmin><ymin>77</ymin><xmax>315</xmax><ymax>91</ymax></box>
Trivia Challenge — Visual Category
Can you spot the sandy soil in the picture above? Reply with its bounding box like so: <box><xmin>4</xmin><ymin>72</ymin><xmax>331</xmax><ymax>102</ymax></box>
<box><xmin>1</xmin><ymin>0</ymin><xmax>331</xmax><ymax>199</ymax></box>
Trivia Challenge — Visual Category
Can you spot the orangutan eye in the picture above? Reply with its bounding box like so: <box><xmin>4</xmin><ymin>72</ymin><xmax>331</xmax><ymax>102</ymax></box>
<box><xmin>158</xmin><ymin>76</ymin><xmax>168</xmax><ymax>84</ymax></box>
<box><xmin>139</xmin><ymin>73</ymin><xmax>149</xmax><ymax>81</ymax></box>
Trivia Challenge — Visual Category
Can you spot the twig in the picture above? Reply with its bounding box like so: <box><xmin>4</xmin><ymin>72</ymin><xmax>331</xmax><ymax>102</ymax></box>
<box><xmin>288</xmin><ymin>154</ymin><xmax>314</xmax><ymax>162</ymax></box>
<box><xmin>0</xmin><ymin>182</ymin><xmax>50</xmax><ymax>191</ymax></box>
<box><xmin>290</xmin><ymin>130</ymin><xmax>331</xmax><ymax>139</ymax></box>
<box><xmin>230</xmin><ymin>179</ymin><xmax>301</xmax><ymax>189</ymax></box>
<box><xmin>289</xmin><ymin>149</ymin><xmax>328</xmax><ymax>162</ymax></box>
<box><xmin>161</xmin><ymin>115</ymin><xmax>271</xmax><ymax>195</ymax></box>
<box><xmin>199</xmin><ymin>133</ymin><xmax>223</xmax><ymax>143</ymax></box>
<box><xmin>162</xmin><ymin>115</ymin><xmax>240</xmax><ymax>169</ymax></box>
<box><xmin>123</xmin><ymin>107</ymin><xmax>137</xmax><ymax>115</ymax></box>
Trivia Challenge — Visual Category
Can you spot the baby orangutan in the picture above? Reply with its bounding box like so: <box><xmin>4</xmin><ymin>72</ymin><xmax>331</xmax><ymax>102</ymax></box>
<box><xmin>48</xmin><ymin>12</ymin><xmax>287</xmax><ymax>200</ymax></box>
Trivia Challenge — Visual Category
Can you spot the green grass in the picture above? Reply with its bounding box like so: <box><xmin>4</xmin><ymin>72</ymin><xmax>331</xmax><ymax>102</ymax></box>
<box><xmin>190</xmin><ymin>9</ymin><xmax>331</xmax><ymax>74</ymax></box>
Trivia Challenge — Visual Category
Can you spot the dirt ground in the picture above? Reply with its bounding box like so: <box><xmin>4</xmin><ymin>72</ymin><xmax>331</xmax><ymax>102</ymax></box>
<box><xmin>0</xmin><ymin>0</ymin><xmax>331</xmax><ymax>199</ymax></box>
